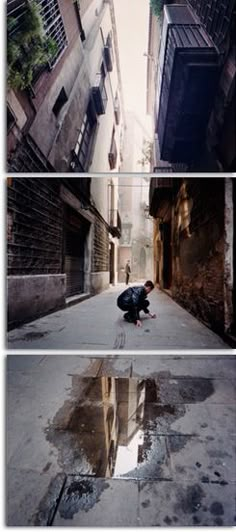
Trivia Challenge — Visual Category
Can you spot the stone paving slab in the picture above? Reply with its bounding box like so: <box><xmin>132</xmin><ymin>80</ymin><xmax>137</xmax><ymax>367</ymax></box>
<box><xmin>53</xmin><ymin>477</ymin><xmax>139</xmax><ymax>527</ymax></box>
<box><xmin>167</xmin><ymin>434</ymin><xmax>236</xmax><ymax>483</ymax></box>
<box><xmin>7</xmin><ymin>286</ymin><xmax>230</xmax><ymax>349</ymax></box>
<box><xmin>171</xmin><ymin>402</ymin><xmax>236</xmax><ymax>437</ymax></box>
<box><xmin>7</xmin><ymin>469</ymin><xmax>66</xmax><ymax>526</ymax></box>
<box><xmin>139</xmin><ymin>480</ymin><xmax>236</xmax><ymax>526</ymax></box>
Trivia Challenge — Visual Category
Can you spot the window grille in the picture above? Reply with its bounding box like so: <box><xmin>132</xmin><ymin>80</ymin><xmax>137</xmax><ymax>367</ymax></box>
<box><xmin>72</xmin><ymin>100</ymin><xmax>97</xmax><ymax>171</ymax></box>
<box><xmin>35</xmin><ymin>0</ymin><xmax>68</xmax><ymax>67</ymax></box>
<box><xmin>7</xmin><ymin>0</ymin><xmax>67</xmax><ymax>68</ymax></box>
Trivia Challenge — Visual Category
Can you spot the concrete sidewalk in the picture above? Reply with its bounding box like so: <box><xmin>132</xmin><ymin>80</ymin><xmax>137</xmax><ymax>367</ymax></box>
<box><xmin>7</xmin><ymin>355</ymin><xmax>236</xmax><ymax>526</ymax></box>
<box><xmin>7</xmin><ymin>285</ymin><xmax>230</xmax><ymax>349</ymax></box>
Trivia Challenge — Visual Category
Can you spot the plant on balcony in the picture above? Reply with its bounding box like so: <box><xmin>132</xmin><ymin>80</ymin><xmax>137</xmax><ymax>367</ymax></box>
<box><xmin>150</xmin><ymin>0</ymin><xmax>164</xmax><ymax>17</ymax></box>
<box><xmin>138</xmin><ymin>140</ymin><xmax>154</xmax><ymax>168</ymax></box>
<box><xmin>7</xmin><ymin>1</ymin><xmax>57</xmax><ymax>90</ymax></box>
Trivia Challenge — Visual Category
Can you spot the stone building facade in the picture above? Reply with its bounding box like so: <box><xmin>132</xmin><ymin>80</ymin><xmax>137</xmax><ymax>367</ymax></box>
<box><xmin>149</xmin><ymin>177</ymin><xmax>235</xmax><ymax>336</ymax></box>
<box><xmin>7</xmin><ymin>177</ymin><xmax>121</xmax><ymax>328</ymax></box>
<box><xmin>7</xmin><ymin>0</ymin><xmax>125</xmax><ymax>172</ymax></box>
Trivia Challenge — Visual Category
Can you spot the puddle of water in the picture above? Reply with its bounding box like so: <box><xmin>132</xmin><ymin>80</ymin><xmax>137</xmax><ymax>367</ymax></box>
<box><xmin>46</xmin><ymin>376</ymin><xmax>214</xmax><ymax>480</ymax></box>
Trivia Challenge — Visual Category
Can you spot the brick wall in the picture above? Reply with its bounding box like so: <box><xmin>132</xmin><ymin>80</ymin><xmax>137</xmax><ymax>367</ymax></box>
<box><xmin>92</xmin><ymin>214</ymin><xmax>109</xmax><ymax>272</ymax></box>
<box><xmin>172</xmin><ymin>178</ymin><xmax>225</xmax><ymax>333</ymax></box>
<box><xmin>7</xmin><ymin>178</ymin><xmax>63</xmax><ymax>275</ymax></box>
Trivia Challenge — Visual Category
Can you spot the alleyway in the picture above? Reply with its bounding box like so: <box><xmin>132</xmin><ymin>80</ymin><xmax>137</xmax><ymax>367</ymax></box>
<box><xmin>7</xmin><ymin>285</ymin><xmax>230</xmax><ymax>350</ymax></box>
<box><xmin>7</xmin><ymin>354</ymin><xmax>236</xmax><ymax>526</ymax></box>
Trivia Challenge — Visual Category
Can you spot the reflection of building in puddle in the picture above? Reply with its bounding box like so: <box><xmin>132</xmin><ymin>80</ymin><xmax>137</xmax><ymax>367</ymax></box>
<box><xmin>68</xmin><ymin>377</ymin><xmax>146</xmax><ymax>477</ymax></box>
<box><xmin>114</xmin><ymin>379</ymin><xmax>145</xmax><ymax>476</ymax></box>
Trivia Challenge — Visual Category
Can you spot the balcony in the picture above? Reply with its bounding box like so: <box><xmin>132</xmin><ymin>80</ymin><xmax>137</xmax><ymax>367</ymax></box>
<box><xmin>104</xmin><ymin>45</ymin><xmax>113</xmax><ymax>72</ymax></box>
<box><xmin>109</xmin><ymin>209</ymin><xmax>122</xmax><ymax>238</ymax></box>
<box><xmin>155</xmin><ymin>5</ymin><xmax>220</xmax><ymax>164</ymax></box>
<box><xmin>108</xmin><ymin>136</ymin><xmax>118</xmax><ymax>170</ymax></box>
<box><xmin>114</xmin><ymin>96</ymin><xmax>120</xmax><ymax>125</ymax></box>
<box><xmin>149</xmin><ymin>177</ymin><xmax>173</xmax><ymax>218</ymax></box>
<box><xmin>92</xmin><ymin>74</ymin><xmax>108</xmax><ymax>115</ymax></box>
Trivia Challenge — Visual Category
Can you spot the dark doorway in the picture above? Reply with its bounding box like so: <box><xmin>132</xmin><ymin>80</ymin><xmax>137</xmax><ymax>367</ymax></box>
<box><xmin>63</xmin><ymin>205</ymin><xmax>90</xmax><ymax>297</ymax></box>
<box><xmin>109</xmin><ymin>243</ymin><xmax>115</xmax><ymax>284</ymax></box>
<box><xmin>163</xmin><ymin>222</ymin><xmax>172</xmax><ymax>289</ymax></box>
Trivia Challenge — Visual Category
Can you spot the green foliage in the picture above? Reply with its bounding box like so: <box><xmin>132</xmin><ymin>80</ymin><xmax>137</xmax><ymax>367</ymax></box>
<box><xmin>150</xmin><ymin>0</ymin><xmax>164</xmax><ymax>17</ymax></box>
<box><xmin>7</xmin><ymin>1</ymin><xmax>58</xmax><ymax>90</ymax></box>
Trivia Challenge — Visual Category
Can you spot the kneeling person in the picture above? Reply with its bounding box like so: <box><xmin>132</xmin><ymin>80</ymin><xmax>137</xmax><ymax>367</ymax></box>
<box><xmin>117</xmin><ymin>280</ymin><xmax>156</xmax><ymax>327</ymax></box>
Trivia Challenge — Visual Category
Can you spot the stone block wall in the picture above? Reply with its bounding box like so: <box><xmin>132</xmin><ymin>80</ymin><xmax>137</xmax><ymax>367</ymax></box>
<box><xmin>172</xmin><ymin>178</ymin><xmax>225</xmax><ymax>333</ymax></box>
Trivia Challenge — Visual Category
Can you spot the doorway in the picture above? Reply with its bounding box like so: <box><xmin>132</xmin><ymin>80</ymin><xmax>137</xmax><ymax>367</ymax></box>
<box><xmin>109</xmin><ymin>242</ymin><xmax>115</xmax><ymax>285</ymax></box>
<box><xmin>163</xmin><ymin>222</ymin><xmax>172</xmax><ymax>289</ymax></box>
<box><xmin>63</xmin><ymin>205</ymin><xmax>90</xmax><ymax>297</ymax></box>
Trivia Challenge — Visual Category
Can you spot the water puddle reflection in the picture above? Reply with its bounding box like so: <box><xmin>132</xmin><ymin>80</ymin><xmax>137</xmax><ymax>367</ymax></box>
<box><xmin>46</xmin><ymin>376</ymin><xmax>214</xmax><ymax>479</ymax></box>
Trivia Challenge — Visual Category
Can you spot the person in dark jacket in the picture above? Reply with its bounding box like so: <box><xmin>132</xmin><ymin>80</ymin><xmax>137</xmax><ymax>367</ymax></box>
<box><xmin>125</xmin><ymin>260</ymin><xmax>131</xmax><ymax>285</ymax></box>
<box><xmin>117</xmin><ymin>280</ymin><xmax>156</xmax><ymax>327</ymax></box>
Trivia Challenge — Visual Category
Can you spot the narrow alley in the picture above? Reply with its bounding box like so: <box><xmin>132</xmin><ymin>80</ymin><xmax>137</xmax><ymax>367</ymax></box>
<box><xmin>7</xmin><ymin>354</ymin><xmax>236</xmax><ymax>526</ymax></box>
<box><xmin>7</xmin><ymin>285</ymin><xmax>229</xmax><ymax>349</ymax></box>
<box><xmin>7</xmin><ymin>178</ymin><xmax>236</xmax><ymax>344</ymax></box>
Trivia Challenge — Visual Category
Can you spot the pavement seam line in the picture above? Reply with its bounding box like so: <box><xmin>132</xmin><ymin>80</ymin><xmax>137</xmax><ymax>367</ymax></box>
<box><xmin>48</xmin><ymin>475</ymin><xmax>67</xmax><ymax>526</ymax></box>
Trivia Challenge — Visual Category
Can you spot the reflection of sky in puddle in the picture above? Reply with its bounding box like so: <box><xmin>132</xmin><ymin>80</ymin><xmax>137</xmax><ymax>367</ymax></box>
<box><xmin>114</xmin><ymin>429</ymin><xmax>144</xmax><ymax>476</ymax></box>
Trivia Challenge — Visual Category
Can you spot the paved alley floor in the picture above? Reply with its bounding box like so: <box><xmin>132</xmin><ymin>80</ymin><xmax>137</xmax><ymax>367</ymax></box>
<box><xmin>7</xmin><ymin>354</ymin><xmax>236</xmax><ymax>526</ymax></box>
<box><xmin>7</xmin><ymin>286</ymin><xmax>230</xmax><ymax>349</ymax></box>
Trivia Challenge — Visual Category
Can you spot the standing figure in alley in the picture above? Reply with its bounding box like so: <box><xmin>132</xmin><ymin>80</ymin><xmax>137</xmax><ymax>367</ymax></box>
<box><xmin>117</xmin><ymin>280</ymin><xmax>156</xmax><ymax>327</ymax></box>
<box><xmin>125</xmin><ymin>260</ymin><xmax>131</xmax><ymax>285</ymax></box>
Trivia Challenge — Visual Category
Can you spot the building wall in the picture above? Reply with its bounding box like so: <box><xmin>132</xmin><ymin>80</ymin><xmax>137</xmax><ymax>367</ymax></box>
<box><xmin>91</xmin><ymin>211</ymin><xmax>110</xmax><ymax>293</ymax></box>
<box><xmin>7</xmin><ymin>178</ymin><xmax>65</xmax><ymax>327</ymax></box>
<box><xmin>172</xmin><ymin>178</ymin><xmax>225</xmax><ymax>333</ymax></box>
<box><xmin>7</xmin><ymin>177</ymin><xmax>112</xmax><ymax>326</ymax></box>
<box><xmin>7</xmin><ymin>0</ymin><xmax>125</xmax><ymax>173</ymax></box>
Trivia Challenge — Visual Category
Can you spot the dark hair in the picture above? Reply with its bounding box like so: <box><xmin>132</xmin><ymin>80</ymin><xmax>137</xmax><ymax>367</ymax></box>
<box><xmin>144</xmin><ymin>280</ymin><xmax>154</xmax><ymax>290</ymax></box>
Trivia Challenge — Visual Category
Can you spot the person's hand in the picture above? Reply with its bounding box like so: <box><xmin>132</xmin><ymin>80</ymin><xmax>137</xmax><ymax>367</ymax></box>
<box><xmin>136</xmin><ymin>320</ymin><xmax>142</xmax><ymax>327</ymax></box>
<box><xmin>149</xmin><ymin>312</ymin><xmax>156</xmax><ymax>319</ymax></box>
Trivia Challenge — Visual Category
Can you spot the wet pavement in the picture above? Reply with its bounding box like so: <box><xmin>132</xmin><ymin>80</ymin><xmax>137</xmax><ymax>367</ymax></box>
<box><xmin>7</xmin><ymin>285</ymin><xmax>230</xmax><ymax>349</ymax></box>
<box><xmin>7</xmin><ymin>355</ymin><xmax>236</xmax><ymax>526</ymax></box>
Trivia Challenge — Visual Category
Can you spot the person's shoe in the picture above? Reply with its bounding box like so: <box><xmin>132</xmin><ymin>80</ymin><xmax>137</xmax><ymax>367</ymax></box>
<box><xmin>124</xmin><ymin>312</ymin><xmax>134</xmax><ymax>323</ymax></box>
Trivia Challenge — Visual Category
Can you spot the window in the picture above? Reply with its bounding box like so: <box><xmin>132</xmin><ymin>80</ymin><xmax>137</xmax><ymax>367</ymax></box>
<box><xmin>71</xmin><ymin>100</ymin><xmax>97</xmax><ymax>171</ymax></box>
<box><xmin>104</xmin><ymin>31</ymin><xmax>114</xmax><ymax>72</ymax></box>
<box><xmin>37</xmin><ymin>0</ymin><xmax>68</xmax><ymax>67</ymax></box>
<box><xmin>7</xmin><ymin>0</ymin><xmax>67</xmax><ymax>69</ymax></box>
<box><xmin>108</xmin><ymin>127</ymin><xmax>117</xmax><ymax>170</ymax></box>
<box><xmin>52</xmin><ymin>87</ymin><xmax>68</xmax><ymax>116</ymax></box>
<box><xmin>92</xmin><ymin>62</ymin><xmax>108</xmax><ymax>115</ymax></box>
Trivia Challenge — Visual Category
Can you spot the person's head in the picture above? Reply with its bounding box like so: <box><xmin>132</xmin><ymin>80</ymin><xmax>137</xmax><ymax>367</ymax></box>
<box><xmin>144</xmin><ymin>280</ymin><xmax>154</xmax><ymax>294</ymax></box>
